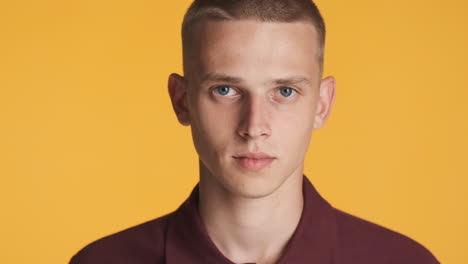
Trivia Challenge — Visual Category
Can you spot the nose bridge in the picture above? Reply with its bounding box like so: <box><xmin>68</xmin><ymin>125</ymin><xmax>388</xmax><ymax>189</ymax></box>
<box><xmin>238</xmin><ymin>93</ymin><xmax>271</xmax><ymax>139</ymax></box>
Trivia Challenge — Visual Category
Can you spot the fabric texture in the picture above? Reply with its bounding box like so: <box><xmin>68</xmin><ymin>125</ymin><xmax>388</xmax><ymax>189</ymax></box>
<box><xmin>70</xmin><ymin>175</ymin><xmax>439</xmax><ymax>264</ymax></box>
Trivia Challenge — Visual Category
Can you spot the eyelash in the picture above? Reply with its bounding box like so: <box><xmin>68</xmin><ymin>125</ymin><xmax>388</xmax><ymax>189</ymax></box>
<box><xmin>211</xmin><ymin>85</ymin><xmax>298</xmax><ymax>98</ymax></box>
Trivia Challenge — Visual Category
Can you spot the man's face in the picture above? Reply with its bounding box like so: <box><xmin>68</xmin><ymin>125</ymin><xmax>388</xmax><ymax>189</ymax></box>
<box><xmin>170</xmin><ymin>20</ymin><xmax>335</xmax><ymax>198</ymax></box>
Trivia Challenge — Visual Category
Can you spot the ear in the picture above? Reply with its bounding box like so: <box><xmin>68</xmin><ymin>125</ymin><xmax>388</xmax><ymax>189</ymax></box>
<box><xmin>168</xmin><ymin>73</ymin><xmax>191</xmax><ymax>126</ymax></box>
<box><xmin>313</xmin><ymin>76</ymin><xmax>336</xmax><ymax>129</ymax></box>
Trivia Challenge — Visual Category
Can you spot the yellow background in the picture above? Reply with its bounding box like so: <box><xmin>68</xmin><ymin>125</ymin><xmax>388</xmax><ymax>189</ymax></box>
<box><xmin>1</xmin><ymin>0</ymin><xmax>466</xmax><ymax>263</ymax></box>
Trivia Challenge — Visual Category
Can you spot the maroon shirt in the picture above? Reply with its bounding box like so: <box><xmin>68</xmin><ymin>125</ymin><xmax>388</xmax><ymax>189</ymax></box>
<box><xmin>70</xmin><ymin>176</ymin><xmax>439</xmax><ymax>264</ymax></box>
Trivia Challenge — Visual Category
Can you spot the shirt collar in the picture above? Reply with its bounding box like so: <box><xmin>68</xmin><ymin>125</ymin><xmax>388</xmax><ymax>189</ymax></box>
<box><xmin>165</xmin><ymin>175</ymin><xmax>338</xmax><ymax>264</ymax></box>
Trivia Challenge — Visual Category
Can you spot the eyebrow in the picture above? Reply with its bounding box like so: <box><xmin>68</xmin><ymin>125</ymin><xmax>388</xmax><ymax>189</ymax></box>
<box><xmin>272</xmin><ymin>76</ymin><xmax>311</xmax><ymax>86</ymax></box>
<box><xmin>201</xmin><ymin>72</ymin><xmax>312</xmax><ymax>86</ymax></box>
<box><xmin>201</xmin><ymin>72</ymin><xmax>243</xmax><ymax>84</ymax></box>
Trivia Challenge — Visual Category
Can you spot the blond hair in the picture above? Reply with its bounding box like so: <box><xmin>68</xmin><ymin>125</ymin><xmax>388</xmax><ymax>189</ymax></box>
<box><xmin>181</xmin><ymin>0</ymin><xmax>326</xmax><ymax>73</ymax></box>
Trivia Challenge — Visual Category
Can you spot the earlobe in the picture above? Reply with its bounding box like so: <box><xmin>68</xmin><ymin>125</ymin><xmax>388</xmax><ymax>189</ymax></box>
<box><xmin>168</xmin><ymin>73</ymin><xmax>191</xmax><ymax>126</ymax></box>
<box><xmin>313</xmin><ymin>76</ymin><xmax>336</xmax><ymax>129</ymax></box>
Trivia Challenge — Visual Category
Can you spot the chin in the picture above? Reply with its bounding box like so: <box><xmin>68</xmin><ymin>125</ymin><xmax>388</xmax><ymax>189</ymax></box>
<box><xmin>221</xmin><ymin>170</ymin><xmax>285</xmax><ymax>199</ymax></box>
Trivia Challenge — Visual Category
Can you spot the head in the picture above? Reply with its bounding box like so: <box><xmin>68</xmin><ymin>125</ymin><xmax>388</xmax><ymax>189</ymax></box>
<box><xmin>182</xmin><ymin>0</ymin><xmax>326</xmax><ymax>78</ymax></box>
<box><xmin>168</xmin><ymin>0</ymin><xmax>336</xmax><ymax>198</ymax></box>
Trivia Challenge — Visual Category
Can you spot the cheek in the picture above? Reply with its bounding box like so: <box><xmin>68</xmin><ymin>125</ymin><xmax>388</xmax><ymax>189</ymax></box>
<box><xmin>191</xmin><ymin>101</ymin><xmax>238</xmax><ymax>154</ymax></box>
<box><xmin>273</xmin><ymin>106</ymin><xmax>315</xmax><ymax>154</ymax></box>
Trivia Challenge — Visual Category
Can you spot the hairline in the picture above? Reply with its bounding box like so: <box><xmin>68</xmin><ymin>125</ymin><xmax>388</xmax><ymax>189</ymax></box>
<box><xmin>182</xmin><ymin>17</ymin><xmax>325</xmax><ymax>78</ymax></box>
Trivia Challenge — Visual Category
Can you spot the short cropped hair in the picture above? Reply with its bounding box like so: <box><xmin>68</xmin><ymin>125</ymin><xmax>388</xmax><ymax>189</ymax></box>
<box><xmin>181</xmin><ymin>0</ymin><xmax>326</xmax><ymax>74</ymax></box>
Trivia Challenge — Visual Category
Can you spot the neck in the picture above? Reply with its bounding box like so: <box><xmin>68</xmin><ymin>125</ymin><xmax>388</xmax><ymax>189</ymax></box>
<box><xmin>198</xmin><ymin>163</ymin><xmax>304</xmax><ymax>264</ymax></box>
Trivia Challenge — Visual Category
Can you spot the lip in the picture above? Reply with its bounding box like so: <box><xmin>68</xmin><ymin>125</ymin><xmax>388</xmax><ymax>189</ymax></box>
<box><xmin>234</xmin><ymin>152</ymin><xmax>274</xmax><ymax>159</ymax></box>
<box><xmin>233</xmin><ymin>152</ymin><xmax>275</xmax><ymax>172</ymax></box>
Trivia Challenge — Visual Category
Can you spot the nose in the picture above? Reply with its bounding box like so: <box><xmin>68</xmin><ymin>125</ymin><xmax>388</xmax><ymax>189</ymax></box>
<box><xmin>236</xmin><ymin>95</ymin><xmax>271</xmax><ymax>140</ymax></box>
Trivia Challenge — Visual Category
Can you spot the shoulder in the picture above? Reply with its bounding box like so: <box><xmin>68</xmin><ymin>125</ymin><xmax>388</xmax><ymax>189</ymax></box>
<box><xmin>69</xmin><ymin>212</ymin><xmax>174</xmax><ymax>264</ymax></box>
<box><xmin>333</xmin><ymin>208</ymin><xmax>439</xmax><ymax>264</ymax></box>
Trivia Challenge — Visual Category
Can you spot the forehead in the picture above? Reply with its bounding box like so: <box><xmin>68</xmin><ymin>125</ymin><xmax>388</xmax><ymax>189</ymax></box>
<box><xmin>188</xmin><ymin>20</ymin><xmax>320</xmax><ymax>82</ymax></box>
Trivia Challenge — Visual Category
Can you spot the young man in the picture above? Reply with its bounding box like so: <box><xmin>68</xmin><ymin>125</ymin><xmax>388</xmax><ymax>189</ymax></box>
<box><xmin>70</xmin><ymin>0</ymin><xmax>439</xmax><ymax>263</ymax></box>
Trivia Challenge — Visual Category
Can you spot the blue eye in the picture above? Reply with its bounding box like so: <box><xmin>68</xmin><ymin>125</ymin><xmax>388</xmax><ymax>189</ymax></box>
<box><xmin>279</xmin><ymin>87</ymin><xmax>296</xmax><ymax>97</ymax></box>
<box><xmin>214</xmin><ymin>85</ymin><xmax>235</xmax><ymax>96</ymax></box>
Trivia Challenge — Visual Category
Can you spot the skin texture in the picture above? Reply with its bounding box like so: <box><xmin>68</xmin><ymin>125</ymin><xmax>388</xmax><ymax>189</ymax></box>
<box><xmin>168</xmin><ymin>20</ymin><xmax>336</xmax><ymax>264</ymax></box>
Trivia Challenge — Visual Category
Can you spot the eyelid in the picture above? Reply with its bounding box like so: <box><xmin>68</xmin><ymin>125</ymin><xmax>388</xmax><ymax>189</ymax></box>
<box><xmin>211</xmin><ymin>85</ymin><xmax>240</xmax><ymax>97</ymax></box>
<box><xmin>210</xmin><ymin>85</ymin><xmax>300</xmax><ymax>98</ymax></box>
<box><xmin>276</xmin><ymin>86</ymin><xmax>299</xmax><ymax>97</ymax></box>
